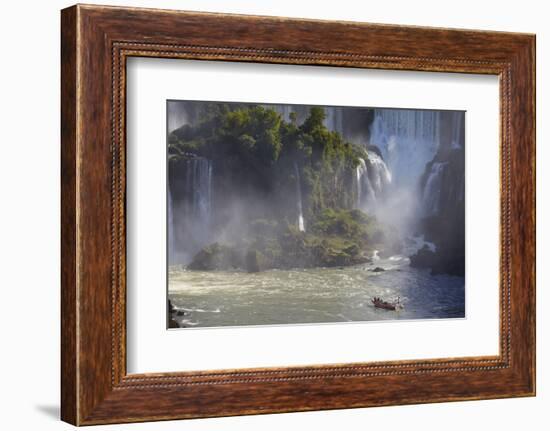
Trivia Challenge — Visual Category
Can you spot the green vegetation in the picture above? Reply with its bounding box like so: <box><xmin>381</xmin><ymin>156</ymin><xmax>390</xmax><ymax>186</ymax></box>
<box><xmin>170</xmin><ymin>103</ymin><xmax>385</xmax><ymax>271</ymax></box>
<box><xmin>188</xmin><ymin>209</ymin><xmax>386</xmax><ymax>271</ymax></box>
<box><xmin>310</xmin><ymin>208</ymin><xmax>383</xmax><ymax>243</ymax></box>
<box><xmin>169</xmin><ymin>104</ymin><xmax>366</xmax><ymax>212</ymax></box>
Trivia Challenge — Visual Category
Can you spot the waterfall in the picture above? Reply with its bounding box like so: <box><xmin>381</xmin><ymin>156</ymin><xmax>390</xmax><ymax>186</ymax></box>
<box><xmin>167</xmin><ymin>101</ymin><xmax>190</xmax><ymax>133</ymax></box>
<box><xmin>188</xmin><ymin>158</ymin><xmax>213</xmax><ymax>225</ymax></box>
<box><xmin>450</xmin><ymin>111</ymin><xmax>465</xmax><ymax>150</ymax></box>
<box><xmin>422</xmin><ymin>162</ymin><xmax>448</xmax><ymax>217</ymax></box>
<box><xmin>170</xmin><ymin>157</ymin><xmax>213</xmax><ymax>263</ymax></box>
<box><xmin>281</xmin><ymin>105</ymin><xmax>293</xmax><ymax>122</ymax></box>
<box><xmin>266</xmin><ymin>104</ymin><xmax>305</xmax><ymax>124</ymax></box>
<box><xmin>294</xmin><ymin>162</ymin><xmax>305</xmax><ymax>232</ymax></box>
<box><xmin>369</xmin><ymin>109</ymin><xmax>440</xmax><ymax>188</ymax></box>
<box><xmin>356</xmin><ymin>158</ymin><xmax>366</xmax><ymax>208</ymax></box>
<box><xmin>267</xmin><ymin>104</ymin><xmax>294</xmax><ymax>122</ymax></box>
<box><xmin>366</xmin><ymin>152</ymin><xmax>392</xmax><ymax>192</ymax></box>
<box><xmin>451</xmin><ymin>114</ymin><xmax>463</xmax><ymax>149</ymax></box>
<box><xmin>419</xmin><ymin>111</ymin><xmax>465</xmax><ymax>218</ymax></box>
<box><xmin>355</xmin><ymin>153</ymin><xmax>391</xmax><ymax>211</ymax></box>
<box><xmin>324</xmin><ymin>107</ymin><xmax>344</xmax><ymax>135</ymax></box>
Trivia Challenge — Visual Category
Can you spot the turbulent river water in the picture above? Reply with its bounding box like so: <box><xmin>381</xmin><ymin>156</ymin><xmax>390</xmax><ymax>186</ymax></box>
<box><xmin>168</xmin><ymin>254</ymin><xmax>465</xmax><ymax>328</ymax></box>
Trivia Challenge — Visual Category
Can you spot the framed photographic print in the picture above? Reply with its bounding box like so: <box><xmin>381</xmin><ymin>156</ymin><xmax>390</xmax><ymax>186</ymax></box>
<box><xmin>61</xmin><ymin>4</ymin><xmax>536</xmax><ymax>425</ymax></box>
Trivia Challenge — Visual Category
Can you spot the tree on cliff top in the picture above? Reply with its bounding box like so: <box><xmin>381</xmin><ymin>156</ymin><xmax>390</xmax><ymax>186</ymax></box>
<box><xmin>169</xmin><ymin>104</ymin><xmax>368</xmax><ymax>220</ymax></box>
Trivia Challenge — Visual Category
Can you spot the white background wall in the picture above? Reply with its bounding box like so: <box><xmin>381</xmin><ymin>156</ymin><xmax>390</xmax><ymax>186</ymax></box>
<box><xmin>0</xmin><ymin>0</ymin><xmax>546</xmax><ymax>429</ymax></box>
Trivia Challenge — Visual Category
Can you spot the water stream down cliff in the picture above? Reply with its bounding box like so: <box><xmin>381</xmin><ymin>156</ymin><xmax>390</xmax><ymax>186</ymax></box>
<box><xmin>168</xmin><ymin>157</ymin><xmax>213</xmax><ymax>264</ymax></box>
<box><xmin>166</xmin><ymin>101</ymin><xmax>466</xmax><ymax>327</ymax></box>
<box><xmin>167</xmin><ymin>102</ymin><xmax>465</xmax><ymax>274</ymax></box>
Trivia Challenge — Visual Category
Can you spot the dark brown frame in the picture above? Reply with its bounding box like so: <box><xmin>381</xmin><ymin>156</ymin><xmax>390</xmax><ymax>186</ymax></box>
<box><xmin>61</xmin><ymin>4</ymin><xmax>536</xmax><ymax>426</ymax></box>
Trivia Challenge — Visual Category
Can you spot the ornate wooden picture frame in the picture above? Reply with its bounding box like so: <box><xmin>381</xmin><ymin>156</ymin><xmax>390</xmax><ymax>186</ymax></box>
<box><xmin>61</xmin><ymin>4</ymin><xmax>535</xmax><ymax>425</ymax></box>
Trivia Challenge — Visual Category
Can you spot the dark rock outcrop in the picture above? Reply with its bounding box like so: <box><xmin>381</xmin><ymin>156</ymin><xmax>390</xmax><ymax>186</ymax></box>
<box><xmin>168</xmin><ymin>318</ymin><xmax>180</xmax><ymax>328</ymax></box>
<box><xmin>187</xmin><ymin>243</ymin><xmax>243</xmax><ymax>271</ymax></box>
<box><xmin>410</xmin><ymin>245</ymin><xmax>465</xmax><ymax>277</ymax></box>
<box><xmin>370</xmin><ymin>267</ymin><xmax>385</xmax><ymax>273</ymax></box>
<box><xmin>186</xmin><ymin>209</ymin><xmax>381</xmax><ymax>272</ymax></box>
<box><xmin>245</xmin><ymin>249</ymin><xmax>260</xmax><ymax>273</ymax></box>
<box><xmin>415</xmin><ymin>111</ymin><xmax>465</xmax><ymax>277</ymax></box>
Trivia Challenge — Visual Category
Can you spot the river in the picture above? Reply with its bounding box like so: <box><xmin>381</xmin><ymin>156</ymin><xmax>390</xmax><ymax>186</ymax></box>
<box><xmin>168</xmin><ymin>254</ymin><xmax>465</xmax><ymax>328</ymax></box>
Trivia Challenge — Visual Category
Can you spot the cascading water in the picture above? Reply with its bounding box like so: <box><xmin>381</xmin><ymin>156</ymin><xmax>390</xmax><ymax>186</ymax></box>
<box><xmin>294</xmin><ymin>162</ymin><xmax>305</xmax><ymax>232</ymax></box>
<box><xmin>355</xmin><ymin>153</ymin><xmax>391</xmax><ymax>211</ymax></box>
<box><xmin>324</xmin><ymin>107</ymin><xmax>344</xmax><ymax>135</ymax></box>
<box><xmin>422</xmin><ymin>162</ymin><xmax>448</xmax><ymax>217</ymax></box>
<box><xmin>167</xmin><ymin>102</ymin><xmax>467</xmax><ymax>328</ymax></box>
<box><xmin>168</xmin><ymin>102</ymin><xmax>464</xmax><ymax>266</ymax></box>
<box><xmin>366</xmin><ymin>152</ymin><xmax>392</xmax><ymax>193</ymax></box>
<box><xmin>419</xmin><ymin>111</ymin><xmax>465</xmax><ymax>218</ymax></box>
<box><xmin>171</xmin><ymin>157</ymin><xmax>213</xmax><ymax>264</ymax></box>
<box><xmin>281</xmin><ymin>104</ymin><xmax>294</xmax><ymax>123</ymax></box>
<box><xmin>167</xmin><ymin>101</ymin><xmax>190</xmax><ymax>133</ymax></box>
<box><xmin>369</xmin><ymin>109</ymin><xmax>440</xmax><ymax>188</ymax></box>
<box><xmin>268</xmin><ymin>104</ymin><xmax>295</xmax><ymax>122</ymax></box>
<box><xmin>356</xmin><ymin>158</ymin><xmax>367</xmax><ymax>208</ymax></box>
<box><xmin>447</xmin><ymin>111</ymin><xmax>465</xmax><ymax>151</ymax></box>
<box><xmin>188</xmin><ymin>158</ymin><xmax>213</xmax><ymax>226</ymax></box>
<box><xmin>194</xmin><ymin>159</ymin><xmax>212</xmax><ymax>228</ymax></box>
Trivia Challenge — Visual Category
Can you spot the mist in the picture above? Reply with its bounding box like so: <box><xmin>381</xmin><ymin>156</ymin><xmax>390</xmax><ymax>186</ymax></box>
<box><xmin>167</xmin><ymin>100</ymin><xmax>464</xmax><ymax>274</ymax></box>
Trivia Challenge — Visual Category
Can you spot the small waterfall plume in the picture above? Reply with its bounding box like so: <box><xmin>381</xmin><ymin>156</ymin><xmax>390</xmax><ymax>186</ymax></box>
<box><xmin>356</xmin><ymin>158</ymin><xmax>366</xmax><ymax>208</ymax></box>
<box><xmin>294</xmin><ymin>162</ymin><xmax>305</xmax><ymax>232</ymax></box>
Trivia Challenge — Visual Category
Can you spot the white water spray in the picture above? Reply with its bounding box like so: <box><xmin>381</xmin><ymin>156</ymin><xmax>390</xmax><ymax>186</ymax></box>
<box><xmin>294</xmin><ymin>162</ymin><xmax>305</xmax><ymax>232</ymax></box>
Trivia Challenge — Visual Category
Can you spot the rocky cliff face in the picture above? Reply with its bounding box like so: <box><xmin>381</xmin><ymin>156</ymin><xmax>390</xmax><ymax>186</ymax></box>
<box><xmin>168</xmin><ymin>104</ymin><xmax>377</xmax><ymax>266</ymax></box>
<box><xmin>167</xmin><ymin>102</ymin><xmax>466</xmax><ymax>276</ymax></box>
<box><xmin>412</xmin><ymin>111</ymin><xmax>465</xmax><ymax>276</ymax></box>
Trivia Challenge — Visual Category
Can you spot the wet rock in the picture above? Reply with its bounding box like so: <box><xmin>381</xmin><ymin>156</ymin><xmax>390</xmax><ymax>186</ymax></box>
<box><xmin>245</xmin><ymin>249</ymin><xmax>260</xmax><ymax>273</ymax></box>
<box><xmin>370</xmin><ymin>267</ymin><xmax>385</xmax><ymax>272</ymax></box>
<box><xmin>168</xmin><ymin>299</ymin><xmax>175</xmax><ymax>313</ymax></box>
<box><xmin>187</xmin><ymin>243</ymin><xmax>243</xmax><ymax>271</ymax></box>
<box><xmin>409</xmin><ymin>245</ymin><xmax>435</xmax><ymax>269</ymax></box>
<box><xmin>409</xmin><ymin>244</ymin><xmax>464</xmax><ymax>276</ymax></box>
<box><xmin>168</xmin><ymin>318</ymin><xmax>179</xmax><ymax>328</ymax></box>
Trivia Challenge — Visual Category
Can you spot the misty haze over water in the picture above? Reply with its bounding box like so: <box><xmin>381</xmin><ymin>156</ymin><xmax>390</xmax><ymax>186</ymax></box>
<box><xmin>166</xmin><ymin>101</ymin><xmax>465</xmax><ymax>328</ymax></box>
